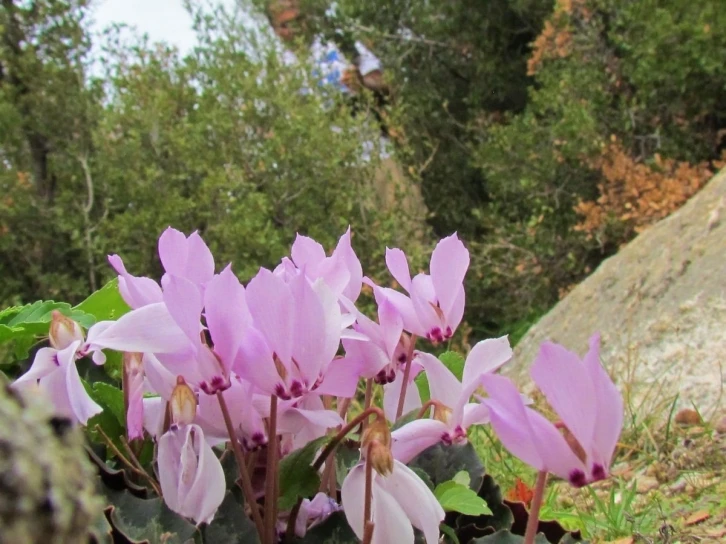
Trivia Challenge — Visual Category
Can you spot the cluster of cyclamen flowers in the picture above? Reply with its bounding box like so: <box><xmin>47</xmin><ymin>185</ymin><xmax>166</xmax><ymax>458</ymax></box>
<box><xmin>12</xmin><ymin>227</ymin><xmax>623</xmax><ymax>543</ymax></box>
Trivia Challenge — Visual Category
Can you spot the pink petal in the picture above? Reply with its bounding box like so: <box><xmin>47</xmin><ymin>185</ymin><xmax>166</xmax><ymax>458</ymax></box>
<box><xmin>379</xmin><ymin>460</ymin><xmax>445</xmax><ymax>543</ymax></box>
<box><xmin>378</xmin><ymin>297</ymin><xmax>403</xmax><ymax>358</ymax></box>
<box><xmin>415</xmin><ymin>352</ymin><xmax>461</xmax><ymax>410</ymax></box>
<box><xmin>342</xmin><ymin>338</ymin><xmax>388</xmax><ymax>379</ymax></box>
<box><xmin>391</xmin><ymin>419</ymin><xmax>447</xmax><ymax>463</ymax></box>
<box><xmin>383</xmin><ymin>371</ymin><xmax>422</xmax><ymax>422</ymax></box>
<box><xmin>235</xmin><ymin>327</ymin><xmax>283</xmax><ymax>396</ymax></box>
<box><xmin>86</xmin><ymin>303</ymin><xmax>190</xmax><ymax>354</ymax></box>
<box><xmin>314</xmin><ymin>357</ymin><xmax>361</xmax><ymax>398</ymax></box>
<box><xmin>142</xmin><ymin>353</ymin><xmax>177</xmax><ymax>400</ymax></box>
<box><xmin>385</xmin><ymin>248</ymin><xmax>412</xmax><ymax>291</ymax></box>
<box><xmin>12</xmin><ymin>347</ymin><xmax>60</xmax><ymax>387</ymax></box>
<box><xmin>430</xmin><ymin>233</ymin><xmax>469</xmax><ymax>317</ymax></box>
<box><xmin>461</xmin><ymin>402</ymin><xmax>490</xmax><ymax>428</ymax></box>
<box><xmin>158</xmin><ymin>227</ymin><xmax>189</xmax><ymax>277</ymax></box>
<box><xmin>246</xmin><ymin>269</ymin><xmax>293</xmax><ymax>366</ymax></box>
<box><xmin>481</xmin><ymin>374</ymin><xmax>585</xmax><ymax>481</ymax></box>
<box><xmin>410</xmin><ymin>276</ymin><xmax>442</xmax><ymax>335</ymax></box>
<box><xmin>371</xmin><ymin>480</ymin><xmax>415</xmax><ymax>544</ymax></box>
<box><xmin>446</xmin><ymin>286</ymin><xmax>466</xmax><ymax>333</ymax></box>
<box><xmin>142</xmin><ymin>396</ymin><xmax>166</xmax><ymax>438</ymax></box>
<box><xmin>530</xmin><ymin>342</ymin><xmax>596</xmax><ymax>460</ymax></box>
<box><xmin>291</xmin><ymin>233</ymin><xmax>327</xmax><ymax>269</ymax></box>
<box><xmin>290</xmin><ymin>274</ymin><xmax>329</xmax><ymax>381</ymax></box>
<box><xmin>583</xmin><ymin>334</ymin><xmax>623</xmax><ymax>470</ymax></box>
<box><xmin>108</xmin><ymin>254</ymin><xmax>162</xmax><ymax>309</ymax></box>
<box><xmin>341</xmin><ymin>464</ymin><xmax>366</xmax><ymax>539</ymax></box>
<box><xmin>159</xmin><ymin>425</ymin><xmax>225</xmax><ymax>524</ymax></box>
<box><xmin>205</xmin><ymin>267</ymin><xmax>250</xmax><ymax>370</ymax></box>
<box><xmin>462</xmin><ymin>336</ymin><xmax>512</xmax><ymax>387</ymax></box>
<box><xmin>335</xmin><ymin>228</ymin><xmax>363</xmax><ymax>302</ymax></box>
<box><xmin>163</xmin><ymin>276</ymin><xmax>204</xmax><ymax>347</ymax></box>
<box><xmin>375</xmin><ymin>287</ymin><xmax>424</xmax><ymax>337</ymax></box>
<box><xmin>184</xmin><ymin>232</ymin><xmax>215</xmax><ymax>285</ymax></box>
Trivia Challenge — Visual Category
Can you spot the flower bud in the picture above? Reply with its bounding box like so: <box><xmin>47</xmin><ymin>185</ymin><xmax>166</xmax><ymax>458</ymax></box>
<box><xmin>170</xmin><ymin>376</ymin><xmax>197</xmax><ymax>427</ymax></box>
<box><xmin>433</xmin><ymin>403</ymin><xmax>453</xmax><ymax>425</ymax></box>
<box><xmin>49</xmin><ymin>310</ymin><xmax>84</xmax><ymax>350</ymax></box>
<box><xmin>362</xmin><ymin>419</ymin><xmax>393</xmax><ymax>476</ymax></box>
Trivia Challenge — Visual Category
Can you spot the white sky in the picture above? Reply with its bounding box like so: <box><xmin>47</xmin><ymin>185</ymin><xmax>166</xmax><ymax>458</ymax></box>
<box><xmin>90</xmin><ymin>0</ymin><xmax>239</xmax><ymax>55</ymax></box>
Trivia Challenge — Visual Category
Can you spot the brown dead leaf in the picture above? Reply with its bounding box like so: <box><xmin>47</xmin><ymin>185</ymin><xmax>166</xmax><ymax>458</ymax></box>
<box><xmin>683</xmin><ymin>510</ymin><xmax>710</xmax><ymax>526</ymax></box>
<box><xmin>705</xmin><ymin>528</ymin><xmax>726</xmax><ymax>538</ymax></box>
<box><xmin>603</xmin><ymin>538</ymin><xmax>633</xmax><ymax>544</ymax></box>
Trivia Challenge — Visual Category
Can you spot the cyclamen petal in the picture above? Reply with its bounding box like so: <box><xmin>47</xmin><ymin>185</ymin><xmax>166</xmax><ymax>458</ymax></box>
<box><xmin>158</xmin><ymin>424</ymin><xmax>225</xmax><ymax>524</ymax></box>
<box><xmin>158</xmin><ymin>227</ymin><xmax>215</xmax><ymax>287</ymax></box>
<box><xmin>108</xmin><ymin>254</ymin><xmax>162</xmax><ymax>309</ymax></box>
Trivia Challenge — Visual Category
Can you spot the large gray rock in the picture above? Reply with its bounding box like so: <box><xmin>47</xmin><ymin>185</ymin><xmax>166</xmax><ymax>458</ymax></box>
<box><xmin>509</xmin><ymin>168</ymin><xmax>726</xmax><ymax>416</ymax></box>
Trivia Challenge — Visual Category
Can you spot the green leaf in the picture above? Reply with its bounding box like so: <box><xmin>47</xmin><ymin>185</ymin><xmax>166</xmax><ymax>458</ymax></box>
<box><xmin>415</xmin><ymin>372</ymin><xmax>430</xmax><ymax>404</ymax></box>
<box><xmin>409</xmin><ymin>442</ymin><xmax>485</xmax><ymax>491</ymax></box>
<box><xmin>439</xmin><ymin>351</ymin><xmax>465</xmax><ymax>381</ymax></box>
<box><xmin>74</xmin><ymin>279</ymin><xmax>131</xmax><ymax>324</ymax></box>
<box><xmin>201</xmin><ymin>491</ymin><xmax>260</xmax><ymax>543</ymax></box>
<box><xmin>93</xmin><ymin>382</ymin><xmax>125</xmax><ymax>426</ymax></box>
<box><xmin>470</xmin><ymin>529</ymin><xmax>549</xmax><ymax>543</ymax></box>
<box><xmin>0</xmin><ymin>300</ymin><xmax>93</xmax><ymax>347</ymax></box>
<box><xmin>453</xmin><ymin>470</ymin><xmax>470</xmax><ymax>487</ymax></box>
<box><xmin>278</xmin><ymin>435</ymin><xmax>328</xmax><ymax>510</ymax></box>
<box><xmin>439</xmin><ymin>523</ymin><xmax>461</xmax><ymax>544</ymax></box>
<box><xmin>100</xmin><ymin>479</ymin><xmax>201</xmax><ymax>543</ymax></box>
<box><xmin>434</xmin><ymin>480</ymin><xmax>492</xmax><ymax>516</ymax></box>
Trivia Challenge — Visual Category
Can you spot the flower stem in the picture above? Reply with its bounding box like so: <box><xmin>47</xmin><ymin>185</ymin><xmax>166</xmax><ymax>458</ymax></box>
<box><xmin>312</xmin><ymin>407</ymin><xmax>385</xmax><ymax>472</ymax></box>
<box><xmin>415</xmin><ymin>399</ymin><xmax>442</xmax><ymax>419</ymax></box>
<box><xmin>217</xmin><ymin>392</ymin><xmax>265</xmax><ymax>539</ymax></box>
<box><xmin>523</xmin><ymin>471</ymin><xmax>548</xmax><ymax>544</ymax></box>
<box><xmin>395</xmin><ymin>334</ymin><xmax>417</xmax><ymax>420</ymax></box>
<box><xmin>362</xmin><ymin>379</ymin><xmax>373</xmax><ymax>431</ymax></box>
<box><xmin>363</xmin><ymin>442</ymin><xmax>374</xmax><ymax>530</ymax></box>
<box><xmin>362</xmin><ymin>521</ymin><xmax>375</xmax><ymax>544</ymax></box>
<box><xmin>286</xmin><ymin>407</ymin><xmax>387</xmax><ymax>538</ymax></box>
<box><xmin>265</xmin><ymin>395</ymin><xmax>279</xmax><ymax>544</ymax></box>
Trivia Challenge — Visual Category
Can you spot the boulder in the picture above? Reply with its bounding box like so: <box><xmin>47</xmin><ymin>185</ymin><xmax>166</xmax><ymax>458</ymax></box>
<box><xmin>509</xmin><ymin>168</ymin><xmax>726</xmax><ymax>416</ymax></box>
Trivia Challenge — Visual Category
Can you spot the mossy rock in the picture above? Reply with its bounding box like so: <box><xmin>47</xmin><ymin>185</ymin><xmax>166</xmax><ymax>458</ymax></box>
<box><xmin>0</xmin><ymin>378</ymin><xmax>103</xmax><ymax>543</ymax></box>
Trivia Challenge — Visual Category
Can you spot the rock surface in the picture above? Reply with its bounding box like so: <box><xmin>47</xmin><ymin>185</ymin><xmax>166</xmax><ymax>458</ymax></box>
<box><xmin>0</xmin><ymin>378</ymin><xmax>102</xmax><ymax>543</ymax></box>
<box><xmin>509</xmin><ymin>168</ymin><xmax>726</xmax><ymax>417</ymax></box>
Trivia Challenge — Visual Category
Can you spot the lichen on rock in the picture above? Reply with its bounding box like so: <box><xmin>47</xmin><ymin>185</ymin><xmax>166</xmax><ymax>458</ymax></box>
<box><xmin>0</xmin><ymin>377</ymin><xmax>103</xmax><ymax>543</ymax></box>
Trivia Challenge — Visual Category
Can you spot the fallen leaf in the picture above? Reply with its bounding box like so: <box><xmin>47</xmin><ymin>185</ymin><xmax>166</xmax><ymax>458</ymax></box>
<box><xmin>684</xmin><ymin>510</ymin><xmax>710</xmax><ymax>526</ymax></box>
<box><xmin>706</xmin><ymin>528</ymin><xmax>726</xmax><ymax>538</ymax></box>
<box><xmin>603</xmin><ymin>538</ymin><xmax>633</xmax><ymax>544</ymax></box>
<box><xmin>505</xmin><ymin>478</ymin><xmax>534</xmax><ymax>507</ymax></box>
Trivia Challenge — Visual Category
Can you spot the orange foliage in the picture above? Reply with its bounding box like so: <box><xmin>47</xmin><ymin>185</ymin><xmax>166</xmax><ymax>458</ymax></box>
<box><xmin>574</xmin><ymin>142</ymin><xmax>716</xmax><ymax>239</ymax></box>
<box><xmin>527</xmin><ymin>0</ymin><xmax>591</xmax><ymax>76</ymax></box>
<box><xmin>505</xmin><ymin>478</ymin><xmax>534</xmax><ymax>507</ymax></box>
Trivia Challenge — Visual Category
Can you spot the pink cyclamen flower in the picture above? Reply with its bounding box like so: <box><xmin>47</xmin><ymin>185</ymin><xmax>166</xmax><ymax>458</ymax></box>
<box><xmin>282</xmin><ymin>228</ymin><xmax>363</xmax><ymax>302</ymax></box>
<box><xmin>295</xmin><ymin>492</ymin><xmax>340</xmax><ymax>537</ymax></box>
<box><xmin>240</xmin><ymin>268</ymin><xmax>359</xmax><ymax>400</ymax></box>
<box><xmin>88</xmin><ymin>265</ymin><xmax>251</xmax><ymax>396</ymax></box>
<box><xmin>157</xmin><ymin>378</ymin><xmax>225</xmax><ymax>524</ymax></box>
<box><xmin>157</xmin><ymin>227</ymin><xmax>215</xmax><ymax>289</ymax></box>
<box><xmin>373</xmin><ymin>233</ymin><xmax>469</xmax><ymax>343</ymax></box>
<box><xmin>13</xmin><ymin>312</ymin><xmax>102</xmax><ymax>425</ymax></box>
<box><xmin>481</xmin><ymin>335</ymin><xmax>623</xmax><ymax>487</ymax></box>
<box><xmin>158</xmin><ymin>423</ymin><xmax>226</xmax><ymax>524</ymax></box>
<box><xmin>341</xmin><ymin>458</ymin><xmax>444</xmax><ymax>544</ymax></box>
<box><xmin>123</xmin><ymin>352</ymin><xmax>145</xmax><ymax>440</ymax></box>
<box><xmin>391</xmin><ymin>336</ymin><xmax>512</xmax><ymax>462</ymax></box>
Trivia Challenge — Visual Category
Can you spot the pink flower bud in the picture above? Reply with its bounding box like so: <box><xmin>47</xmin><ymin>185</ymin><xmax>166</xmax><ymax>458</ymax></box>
<box><xmin>49</xmin><ymin>310</ymin><xmax>84</xmax><ymax>350</ymax></box>
<box><xmin>170</xmin><ymin>376</ymin><xmax>197</xmax><ymax>426</ymax></box>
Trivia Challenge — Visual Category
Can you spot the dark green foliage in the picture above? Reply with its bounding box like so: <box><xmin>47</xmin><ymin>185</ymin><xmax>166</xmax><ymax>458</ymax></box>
<box><xmin>409</xmin><ymin>442</ymin><xmax>485</xmax><ymax>491</ymax></box>
<box><xmin>278</xmin><ymin>435</ymin><xmax>329</xmax><ymax>510</ymax></box>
